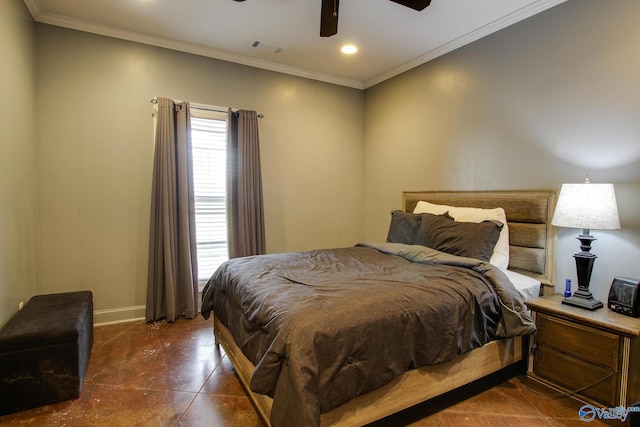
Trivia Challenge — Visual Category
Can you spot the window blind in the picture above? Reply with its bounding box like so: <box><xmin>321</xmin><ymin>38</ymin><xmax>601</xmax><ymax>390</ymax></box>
<box><xmin>190</xmin><ymin>107</ymin><xmax>228</xmax><ymax>286</ymax></box>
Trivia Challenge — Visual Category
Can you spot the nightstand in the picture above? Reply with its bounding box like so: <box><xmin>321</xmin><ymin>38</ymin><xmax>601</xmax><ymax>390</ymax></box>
<box><xmin>526</xmin><ymin>294</ymin><xmax>640</xmax><ymax>409</ymax></box>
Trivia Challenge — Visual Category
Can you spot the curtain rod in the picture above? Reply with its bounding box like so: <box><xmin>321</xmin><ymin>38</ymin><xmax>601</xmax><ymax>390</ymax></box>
<box><xmin>151</xmin><ymin>98</ymin><xmax>263</xmax><ymax>119</ymax></box>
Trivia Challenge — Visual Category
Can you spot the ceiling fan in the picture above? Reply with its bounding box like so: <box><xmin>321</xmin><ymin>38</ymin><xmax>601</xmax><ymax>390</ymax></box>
<box><xmin>232</xmin><ymin>0</ymin><xmax>432</xmax><ymax>38</ymax></box>
<box><xmin>320</xmin><ymin>0</ymin><xmax>432</xmax><ymax>37</ymax></box>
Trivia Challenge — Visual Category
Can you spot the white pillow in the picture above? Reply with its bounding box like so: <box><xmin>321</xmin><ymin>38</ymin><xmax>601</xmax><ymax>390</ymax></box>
<box><xmin>413</xmin><ymin>200</ymin><xmax>509</xmax><ymax>269</ymax></box>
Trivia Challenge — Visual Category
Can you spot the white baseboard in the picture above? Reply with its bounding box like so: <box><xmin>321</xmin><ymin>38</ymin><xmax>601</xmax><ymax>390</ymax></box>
<box><xmin>93</xmin><ymin>295</ymin><xmax>203</xmax><ymax>326</ymax></box>
<box><xmin>93</xmin><ymin>305</ymin><xmax>146</xmax><ymax>326</ymax></box>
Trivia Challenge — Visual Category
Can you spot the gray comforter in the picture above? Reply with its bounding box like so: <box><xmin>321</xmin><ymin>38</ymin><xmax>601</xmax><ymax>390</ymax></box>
<box><xmin>201</xmin><ymin>243</ymin><xmax>535</xmax><ymax>427</ymax></box>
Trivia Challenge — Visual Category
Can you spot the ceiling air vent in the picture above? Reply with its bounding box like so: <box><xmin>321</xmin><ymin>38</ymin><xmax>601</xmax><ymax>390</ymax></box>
<box><xmin>250</xmin><ymin>40</ymin><xmax>286</xmax><ymax>54</ymax></box>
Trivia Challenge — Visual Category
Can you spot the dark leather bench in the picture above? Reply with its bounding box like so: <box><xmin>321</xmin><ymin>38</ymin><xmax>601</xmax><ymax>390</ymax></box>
<box><xmin>0</xmin><ymin>291</ymin><xmax>93</xmax><ymax>415</ymax></box>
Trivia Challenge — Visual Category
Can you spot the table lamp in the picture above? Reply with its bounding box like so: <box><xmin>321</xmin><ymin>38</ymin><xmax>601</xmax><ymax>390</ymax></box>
<box><xmin>551</xmin><ymin>174</ymin><xmax>620</xmax><ymax>310</ymax></box>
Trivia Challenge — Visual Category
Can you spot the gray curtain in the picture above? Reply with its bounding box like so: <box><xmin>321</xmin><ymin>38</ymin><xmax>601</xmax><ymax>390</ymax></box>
<box><xmin>146</xmin><ymin>98</ymin><xmax>198</xmax><ymax>322</ymax></box>
<box><xmin>227</xmin><ymin>109</ymin><xmax>266</xmax><ymax>258</ymax></box>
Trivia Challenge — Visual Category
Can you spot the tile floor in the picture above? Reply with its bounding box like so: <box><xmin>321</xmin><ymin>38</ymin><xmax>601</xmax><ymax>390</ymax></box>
<box><xmin>0</xmin><ymin>316</ymin><xmax>610</xmax><ymax>426</ymax></box>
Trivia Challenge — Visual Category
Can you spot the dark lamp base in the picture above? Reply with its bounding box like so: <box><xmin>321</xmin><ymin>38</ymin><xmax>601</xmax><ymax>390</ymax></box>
<box><xmin>567</xmin><ymin>231</ymin><xmax>602</xmax><ymax>311</ymax></box>
<box><xmin>562</xmin><ymin>294</ymin><xmax>604</xmax><ymax>310</ymax></box>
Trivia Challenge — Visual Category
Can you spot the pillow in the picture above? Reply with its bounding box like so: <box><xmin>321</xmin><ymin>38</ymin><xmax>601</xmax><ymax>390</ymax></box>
<box><xmin>386</xmin><ymin>210</ymin><xmax>421</xmax><ymax>245</ymax></box>
<box><xmin>413</xmin><ymin>201</ymin><xmax>510</xmax><ymax>269</ymax></box>
<box><xmin>415</xmin><ymin>212</ymin><xmax>503</xmax><ymax>262</ymax></box>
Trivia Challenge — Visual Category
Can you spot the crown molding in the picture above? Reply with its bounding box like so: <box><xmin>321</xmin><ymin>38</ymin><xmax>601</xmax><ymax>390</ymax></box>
<box><xmin>22</xmin><ymin>0</ymin><xmax>40</xmax><ymax>16</ymax></box>
<box><xmin>24</xmin><ymin>0</ymin><xmax>565</xmax><ymax>91</ymax></box>
<box><xmin>28</xmin><ymin>9</ymin><xmax>365</xmax><ymax>90</ymax></box>
<box><xmin>364</xmin><ymin>0</ymin><xmax>567</xmax><ymax>89</ymax></box>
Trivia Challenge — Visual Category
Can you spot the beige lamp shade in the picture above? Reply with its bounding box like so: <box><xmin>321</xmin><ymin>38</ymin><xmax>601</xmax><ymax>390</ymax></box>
<box><xmin>551</xmin><ymin>183</ymin><xmax>620</xmax><ymax>230</ymax></box>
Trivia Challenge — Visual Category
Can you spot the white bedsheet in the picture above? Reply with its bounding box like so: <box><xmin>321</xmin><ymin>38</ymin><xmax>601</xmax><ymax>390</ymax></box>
<box><xmin>501</xmin><ymin>268</ymin><xmax>541</xmax><ymax>301</ymax></box>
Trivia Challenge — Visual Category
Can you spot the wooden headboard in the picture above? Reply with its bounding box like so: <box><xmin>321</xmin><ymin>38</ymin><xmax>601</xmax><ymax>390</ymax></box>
<box><xmin>402</xmin><ymin>190</ymin><xmax>558</xmax><ymax>294</ymax></box>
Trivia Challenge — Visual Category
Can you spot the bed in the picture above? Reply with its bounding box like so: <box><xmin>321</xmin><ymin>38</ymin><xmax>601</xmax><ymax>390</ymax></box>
<box><xmin>201</xmin><ymin>190</ymin><xmax>557</xmax><ymax>427</ymax></box>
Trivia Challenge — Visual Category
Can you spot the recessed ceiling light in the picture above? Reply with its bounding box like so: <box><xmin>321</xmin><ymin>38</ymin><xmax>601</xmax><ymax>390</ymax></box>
<box><xmin>341</xmin><ymin>45</ymin><xmax>358</xmax><ymax>54</ymax></box>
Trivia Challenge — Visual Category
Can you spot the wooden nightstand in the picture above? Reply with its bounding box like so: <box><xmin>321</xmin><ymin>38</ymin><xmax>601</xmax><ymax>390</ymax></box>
<box><xmin>526</xmin><ymin>294</ymin><xmax>640</xmax><ymax>410</ymax></box>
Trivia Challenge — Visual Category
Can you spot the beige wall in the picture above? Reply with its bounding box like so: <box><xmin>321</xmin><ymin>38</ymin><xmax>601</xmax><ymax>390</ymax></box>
<box><xmin>363</xmin><ymin>0</ymin><xmax>640</xmax><ymax>303</ymax></box>
<box><xmin>5</xmin><ymin>0</ymin><xmax>640</xmax><ymax>325</ymax></box>
<box><xmin>35</xmin><ymin>25</ymin><xmax>363</xmax><ymax>323</ymax></box>
<box><xmin>0</xmin><ymin>0</ymin><xmax>39</xmax><ymax>327</ymax></box>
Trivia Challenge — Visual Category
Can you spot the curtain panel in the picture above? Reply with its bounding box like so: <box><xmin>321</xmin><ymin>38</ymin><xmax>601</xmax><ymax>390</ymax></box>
<box><xmin>227</xmin><ymin>109</ymin><xmax>266</xmax><ymax>258</ymax></box>
<box><xmin>146</xmin><ymin>97</ymin><xmax>198</xmax><ymax>322</ymax></box>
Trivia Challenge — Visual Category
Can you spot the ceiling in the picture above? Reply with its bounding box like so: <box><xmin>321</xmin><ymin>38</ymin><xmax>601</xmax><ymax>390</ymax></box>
<box><xmin>24</xmin><ymin>0</ymin><xmax>566</xmax><ymax>89</ymax></box>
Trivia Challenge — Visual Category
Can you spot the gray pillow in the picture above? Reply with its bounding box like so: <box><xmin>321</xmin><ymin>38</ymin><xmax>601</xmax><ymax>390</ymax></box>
<box><xmin>386</xmin><ymin>210</ymin><xmax>421</xmax><ymax>245</ymax></box>
<box><xmin>416</xmin><ymin>212</ymin><xmax>503</xmax><ymax>262</ymax></box>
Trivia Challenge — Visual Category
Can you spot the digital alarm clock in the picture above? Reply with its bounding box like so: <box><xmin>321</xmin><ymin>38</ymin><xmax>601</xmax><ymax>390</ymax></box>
<box><xmin>608</xmin><ymin>276</ymin><xmax>640</xmax><ymax>317</ymax></box>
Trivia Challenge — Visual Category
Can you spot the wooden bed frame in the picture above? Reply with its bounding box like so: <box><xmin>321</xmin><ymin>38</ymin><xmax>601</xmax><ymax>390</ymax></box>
<box><xmin>213</xmin><ymin>190</ymin><xmax>558</xmax><ymax>426</ymax></box>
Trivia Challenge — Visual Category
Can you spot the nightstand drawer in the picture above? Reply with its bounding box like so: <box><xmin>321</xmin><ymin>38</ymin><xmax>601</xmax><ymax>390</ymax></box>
<box><xmin>537</xmin><ymin>313</ymin><xmax>619</xmax><ymax>369</ymax></box>
<box><xmin>534</xmin><ymin>345</ymin><xmax>618</xmax><ymax>406</ymax></box>
<box><xmin>527</xmin><ymin>294</ymin><xmax>640</xmax><ymax>410</ymax></box>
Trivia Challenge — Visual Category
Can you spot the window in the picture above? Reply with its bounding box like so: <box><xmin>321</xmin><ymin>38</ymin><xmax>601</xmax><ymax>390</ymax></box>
<box><xmin>190</xmin><ymin>106</ymin><xmax>228</xmax><ymax>287</ymax></box>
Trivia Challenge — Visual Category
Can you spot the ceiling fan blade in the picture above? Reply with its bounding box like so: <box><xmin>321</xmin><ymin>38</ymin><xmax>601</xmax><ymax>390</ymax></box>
<box><xmin>320</xmin><ymin>0</ymin><xmax>339</xmax><ymax>37</ymax></box>
<box><xmin>389</xmin><ymin>0</ymin><xmax>431</xmax><ymax>11</ymax></box>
